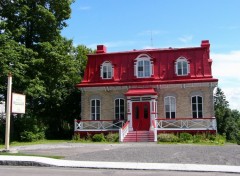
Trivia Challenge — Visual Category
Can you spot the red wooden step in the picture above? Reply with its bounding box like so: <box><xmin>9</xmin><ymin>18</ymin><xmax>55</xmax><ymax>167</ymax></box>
<box><xmin>123</xmin><ymin>131</ymin><xmax>154</xmax><ymax>142</ymax></box>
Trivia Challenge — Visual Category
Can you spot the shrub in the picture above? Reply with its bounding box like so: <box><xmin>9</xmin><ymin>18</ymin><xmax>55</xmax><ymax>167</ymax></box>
<box><xmin>72</xmin><ymin>133</ymin><xmax>81</xmax><ymax>141</ymax></box>
<box><xmin>157</xmin><ymin>133</ymin><xmax>179</xmax><ymax>142</ymax></box>
<box><xmin>86</xmin><ymin>132</ymin><xmax>92</xmax><ymax>141</ymax></box>
<box><xmin>106</xmin><ymin>133</ymin><xmax>119</xmax><ymax>142</ymax></box>
<box><xmin>179</xmin><ymin>133</ymin><xmax>192</xmax><ymax>142</ymax></box>
<box><xmin>214</xmin><ymin>134</ymin><xmax>226</xmax><ymax>144</ymax></box>
<box><xmin>192</xmin><ymin>134</ymin><xmax>203</xmax><ymax>143</ymax></box>
<box><xmin>20</xmin><ymin>131</ymin><xmax>45</xmax><ymax>142</ymax></box>
<box><xmin>92</xmin><ymin>133</ymin><xmax>106</xmax><ymax>142</ymax></box>
<box><xmin>235</xmin><ymin>132</ymin><xmax>240</xmax><ymax>145</ymax></box>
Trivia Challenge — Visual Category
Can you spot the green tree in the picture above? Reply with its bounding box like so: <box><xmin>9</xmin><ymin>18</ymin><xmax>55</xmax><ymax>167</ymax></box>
<box><xmin>214</xmin><ymin>87</ymin><xmax>230</xmax><ymax>134</ymax></box>
<box><xmin>214</xmin><ymin>87</ymin><xmax>240</xmax><ymax>142</ymax></box>
<box><xmin>0</xmin><ymin>0</ymin><xmax>95</xmax><ymax>140</ymax></box>
<box><xmin>0</xmin><ymin>0</ymin><xmax>74</xmax><ymax>48</ymax></box>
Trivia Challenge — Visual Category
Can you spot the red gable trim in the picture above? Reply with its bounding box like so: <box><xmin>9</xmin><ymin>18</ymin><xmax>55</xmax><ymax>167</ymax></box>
<box><xmin>125</xmin><ymin>88</ymin><xmax>157</xmax><ymax>96</ymax></box>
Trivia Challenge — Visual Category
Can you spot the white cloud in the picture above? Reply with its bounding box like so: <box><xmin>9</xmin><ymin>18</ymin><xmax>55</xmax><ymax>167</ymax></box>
<box><xmin>178</xmin><ymin>35</ymin><xmax>193</xmax><ymax>43</ymax></box>
<box><xmin>212</xmin><ymin>51</ymin><xmax>240</xmax><ymax>110</ymax></box>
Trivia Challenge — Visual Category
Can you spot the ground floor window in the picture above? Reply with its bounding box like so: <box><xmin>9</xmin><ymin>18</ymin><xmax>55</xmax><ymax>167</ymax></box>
<box><xmin>192</xmin><ymin>96</ymin><xmax>203</xmax><ymax>118</ymax></box>
<box><xmin>164</xmin><ymin>96</ymin><xmax>176</xmax><ymax>119</ymax></box>
<box><xmin>115</xmin><ymin>98</ymin><xmax>125</xmax><ymax>120</ymax></box>
<box><xmin>91</xmin><ymin>99</ymin><xmax>100</xmax><ymax>120</ymax></box>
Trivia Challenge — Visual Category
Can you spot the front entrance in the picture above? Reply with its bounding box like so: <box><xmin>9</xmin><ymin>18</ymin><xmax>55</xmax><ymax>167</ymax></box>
<box><xmin>132</xmin><ymin>102</ymin><xmax>150</xmax><ymax>131</ymax></box>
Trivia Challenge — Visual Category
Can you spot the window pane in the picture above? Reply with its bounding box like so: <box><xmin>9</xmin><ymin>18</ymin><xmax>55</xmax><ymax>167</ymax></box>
<box><xmin>192</xmin><ymin>104</ymin><xmax>196</xmax><ymax>111</ymax></box>
<box><xmin>177</xmin><ymin>62</ymin><xmax>182</xmax><ymax>75</ymax></box>
<box><xmin>144</xmin><ymin>104</ymin><xmax>148</xmax><ymax>119</ymax></box>
<box><xmin>120</xmin><ymin>113</ymin><xmax>124</xmax><ymax>120</ymax></box>
<box><xmin>96</xmin><ymin>113</ymin><xmax>100</xmax><ymax>120</ymax></box>
<box><xmin>91</xmin><ymin>107</ymin><xmax>95</xmax><ymax>113</ymax></box>
<box><xmin>135</xmin><ymin>106</ymin><xmax>139</xmax><ymax>119</ymax></box>
<box><xmin>182</xmin><ymin>62</ymin><xmax>188</xmax><ymax>75</ymax></box>
<box><xmin>171</xmin><ymin>112</ymin><xmax>175</xmax><ymax>119</ymax></box>
<box><xmin>192</xmin><ymin>97</ymin><xmax>196</xmax><ymax>103</ymax></box>
<box><xmin>91</xmin><ymin>100</ymin><xmax>95</xmax><ymax>106</ymax></box>
<box><xmin>198</xmin><ymin>103</ymin><xmax>202</xmax><ymax>111</ymax></box>
<box><xmin>165</xmin><ymin>105</ymin><xmax>170</xmax><ymax>112</ymax></box>
<box><xmin>170</xmin><ymin>97</ymin><xmax>176</xmax><ymax>112</ymax></box>
<box><xmin>96</xmin><ymin>100</ymin><xmax>100</xmax><ymax>106</ymax></box>
<box><xmin>198</xmin><ymin>112</ymin><xmax>203</xmax><ymax>118</ymax></box>
<box><xmin>138</xmin><ymin>66</ymin><xmax>143</xmax><ymax>71</ymax></box>
<box><xmin>166</xmin><ymin>112</ymin><xmax>170</xmax><ymax>118</ymax></box>
<box><xmin>193</xmin><ymin>112</ymin><xmax>197</xmax><ymax>118</ymax></box>
<box><xmin>198</xmin><ymin>96</ymin><xmax>202</xmax><ymax>103</ymax></box>
<box><xmin>91</xmin><ymin>114</ymin><xmax>95</xmax><ymax>120</ymax></box>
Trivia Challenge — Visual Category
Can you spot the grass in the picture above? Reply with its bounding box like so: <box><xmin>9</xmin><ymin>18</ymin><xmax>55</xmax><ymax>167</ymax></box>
<box><xmin>0</xmin><ymin>139</ymin><xmax>70</xmax><ymax>149</ymax></box>
<box><xmin>0</xmin><ymin>152</ymin><xmax>64</xmax><ymax>159</ymax></box>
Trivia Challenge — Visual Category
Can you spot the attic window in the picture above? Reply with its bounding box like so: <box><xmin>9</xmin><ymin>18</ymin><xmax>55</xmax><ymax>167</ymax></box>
<box><xmin>175</xmin><ymin>57</ymin><xmax>190</xmax><ymax>76</ymax></box>
<box><xmin>100</xmin><ymin>61</ymin><xmax>114</xmax><ymax>79</ymax></box>
<box><xmin>134</xmin><ymin>54</ymin><xmax>153</xmax><ymax>78</ymax></box>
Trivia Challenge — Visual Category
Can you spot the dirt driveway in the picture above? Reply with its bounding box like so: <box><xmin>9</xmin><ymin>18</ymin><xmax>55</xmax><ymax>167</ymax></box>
<box><xmin>13</xmin><ymin>143</ymin><xmax>240</xmax><ymax>166</ymax></box>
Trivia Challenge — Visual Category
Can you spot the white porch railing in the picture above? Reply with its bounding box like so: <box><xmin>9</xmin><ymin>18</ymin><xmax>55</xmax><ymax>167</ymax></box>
<box><xmin>155</xmin><ymin>118</ymin><xmax>217</xmax><ymax>131</ymax></box>
<box><xmin>74</xmin><ymin>120</ymin><xmax>124</xmax><ymax>131</ymax></box>
<box><xmin>119</xmin><ymin>121</ymin><xmax>130</xmax><ymax>142</ymax></box>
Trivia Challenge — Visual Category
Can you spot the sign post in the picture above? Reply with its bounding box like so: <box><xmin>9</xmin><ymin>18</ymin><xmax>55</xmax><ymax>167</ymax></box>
<box><xmin>5</xmin><ymin>73</ymin><xmax>12</xmax><ymax>151</ymax></box>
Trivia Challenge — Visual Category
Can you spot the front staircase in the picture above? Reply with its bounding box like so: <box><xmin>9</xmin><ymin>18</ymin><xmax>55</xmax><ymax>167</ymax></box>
<box><xmin>123</xmin><ymin>131</ymin><xmax>154</xmax><ymax>142</ymax></box>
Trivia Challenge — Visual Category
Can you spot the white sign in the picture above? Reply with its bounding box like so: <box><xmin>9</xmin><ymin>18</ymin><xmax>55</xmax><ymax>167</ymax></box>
<box><xmin>12</xmin><ymin>93</ymin><xmax>26</xmax><ymax>114</ymax></box>
<box><xmin>0</xmin><ymin>101</ymin><xmax>5</xmax><ymax>113</ymax></box>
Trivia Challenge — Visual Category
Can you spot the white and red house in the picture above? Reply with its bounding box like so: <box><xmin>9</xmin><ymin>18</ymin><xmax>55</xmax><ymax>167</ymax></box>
<box><xmin>75</xmin><ymin>40</ymin><xmax>218</xmax><ymax>142</ymax></box>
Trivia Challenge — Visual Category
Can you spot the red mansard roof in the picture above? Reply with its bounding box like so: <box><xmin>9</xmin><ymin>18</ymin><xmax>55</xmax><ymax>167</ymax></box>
<box><xmin>77</xmin><ymin>40</ymin><xmax>218</xmax><ymax>88</ymax></box>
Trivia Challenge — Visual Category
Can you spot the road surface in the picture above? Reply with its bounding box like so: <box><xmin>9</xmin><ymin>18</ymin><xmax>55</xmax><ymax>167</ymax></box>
<box><xmin>0</xmin><ymin>166</ymin><xmax>239</xmax><ymax>176</ymax></box>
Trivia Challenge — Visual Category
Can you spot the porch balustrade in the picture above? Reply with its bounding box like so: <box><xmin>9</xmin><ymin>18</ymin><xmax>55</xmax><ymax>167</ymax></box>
<box><xmin>155</xmin><ymin>118</ymin><xmax>217</xmax><ymax>131</ymax></box>
<box><xmin>119</xmin><ymin>121</ymin><xmax>130</xmax><ymax>142</ymax></box>
<box><xmin>74</xmin><ymin>119</ymin><xmax>124</xmax><ymax>131</ymax></box>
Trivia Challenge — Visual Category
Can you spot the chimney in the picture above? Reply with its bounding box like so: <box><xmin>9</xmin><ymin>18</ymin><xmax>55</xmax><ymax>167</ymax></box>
<box><xmin>96</xmin><ymin>45</ymin><xmax>107</xmax><ymax>54</ymax></box>
<box><xmin>201</xmin><ymin>40</ymin><xmax>210</xmax><ymax>48</ymax></box>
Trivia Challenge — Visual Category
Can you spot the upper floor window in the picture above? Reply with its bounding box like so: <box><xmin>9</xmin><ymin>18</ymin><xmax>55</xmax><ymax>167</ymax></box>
<box><xmin>192</xmin><ymin>96</ymin><xmax>203</xmax><ymax>118</ymax></box>
<box><xmin>164</xmin><ymin>96</ymin><xmax>176</xmax><ymax>119</ymax></box>
<box><xmin>115</xmin><ymin>98</ymin><xmax>125</xmax><ymax>120</ymax></box>
<box><xmin>100</xmin><ymin>61</ymin><xmax>113</xmax><ymax>79</ymax></box>
<box><xmin>134</xmin><ymin>54</ymin><xmax>153</xmax><ymax>78</ymax></box>
<box><xmin>91</xmin><ymin>99</ymin><xmax>100</xmax><ymax>120</ymax></box>
<box><xmin>175</xmin><ymin>57</ymin><xmax>190</xmax><ymax>76</ymax></box>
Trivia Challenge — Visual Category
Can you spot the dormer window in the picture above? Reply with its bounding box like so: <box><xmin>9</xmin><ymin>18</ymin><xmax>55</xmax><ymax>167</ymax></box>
<box><xmin>134</xmin><ymin>54</ymin><xmax>153</xmax><ymax>78</ymax></box>
<box><xmin>175</xmin><ymin>57</ymin><xmax>190</xmax><ymax>76</ymax></box>
<box><xmin>100</xmin><ymin>61</ymin><xmax>113</xmax><ymax>79</ymax></box>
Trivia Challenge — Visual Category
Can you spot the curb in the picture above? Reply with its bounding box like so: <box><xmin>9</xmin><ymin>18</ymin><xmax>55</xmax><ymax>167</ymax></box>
<box><xmin>0</xmin><ymin>155</ymin><xmax>240</xmax><ymax>173</ymax></box>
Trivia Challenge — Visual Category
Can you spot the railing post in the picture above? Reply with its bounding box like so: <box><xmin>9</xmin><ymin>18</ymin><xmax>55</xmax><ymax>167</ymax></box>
<box><xmin>119</xmin><ymin>128</ymin><xmax>123</xmax><ymax>142</ymax></box>
<box><xmin>154</xmin><ymin>128</ymin><xmax>157</xmax><ymax>142</ymax></box>
<box><xmin>74</xmin><ymin>119</ymin><xmax>76</xmax><ymax>131</ymax></box>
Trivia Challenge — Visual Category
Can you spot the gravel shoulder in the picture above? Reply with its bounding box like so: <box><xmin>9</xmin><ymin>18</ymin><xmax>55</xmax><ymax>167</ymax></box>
<box><xmin>12</xmin><ymin>143</ymin><xmax>240</xmax><ymax>166</ymax></box>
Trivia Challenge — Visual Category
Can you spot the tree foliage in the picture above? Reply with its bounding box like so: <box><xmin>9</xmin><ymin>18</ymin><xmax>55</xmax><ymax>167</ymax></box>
<box><xmin>0</xmin><ymin>0</ymin><xmax>73</xmax><ymax>48</ymax></box>
<box><xmin>0</xmin><ymin>0</ymin><xmax>94</xmax><ymax>141</ymax></box>
<box><xmin>214</xmin><ymin>87</ymin><xmax>240</xmax><ymax>142</ymax></box>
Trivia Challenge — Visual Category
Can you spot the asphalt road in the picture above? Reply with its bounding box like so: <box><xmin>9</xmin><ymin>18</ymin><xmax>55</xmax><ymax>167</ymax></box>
<box><xmin>13</xmin><ymin>142</ymin><xmax>240</xmax><ymax>166</ymax></box>
<box><xmin>0</xmin><ymin>166</ymin><xmax>239</xmax><ymax>176</ymax></box>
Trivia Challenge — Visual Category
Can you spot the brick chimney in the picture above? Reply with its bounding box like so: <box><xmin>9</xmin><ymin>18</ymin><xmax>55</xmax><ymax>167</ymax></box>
<box><xmin>201</xmin><ymin>40</ymin><xmax>210</xmax><ymax>48</ymax></box>
<box><xmin>96</xmin><ymin>45</ymin><xmax>107</xmax><ymax>54</ymax></box>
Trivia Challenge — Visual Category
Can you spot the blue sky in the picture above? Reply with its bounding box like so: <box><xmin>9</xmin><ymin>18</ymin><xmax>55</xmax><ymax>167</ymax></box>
<box><xmin>62</xmin><ymin>0</ymin><xmax>240</xmax><ymax>110</ymax></box>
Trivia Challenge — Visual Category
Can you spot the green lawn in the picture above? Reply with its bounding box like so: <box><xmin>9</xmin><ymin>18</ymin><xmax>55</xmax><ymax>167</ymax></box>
<box><xmin>0</xmin><ymin>139</ymin><xmax>70</xmax><ymax>149</ymax></box>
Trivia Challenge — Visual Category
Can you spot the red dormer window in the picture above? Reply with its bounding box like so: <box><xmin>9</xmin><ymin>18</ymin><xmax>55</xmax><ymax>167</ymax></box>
<box><xmin>175</xmin><ymin>57</ymin><xmax>190</xmax><ymax>76</ymax></box>
<box><xmin>134</xmin><ymin>54</ymin><xmax>153</xmax><ymax>78</ymax></box>
<box><xmin>100</xmin><ymin>61</ymin><xmax>114</xmax><ymax>79</ymax></box>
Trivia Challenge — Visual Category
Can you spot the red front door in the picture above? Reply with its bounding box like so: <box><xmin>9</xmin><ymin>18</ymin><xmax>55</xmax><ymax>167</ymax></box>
<box><xmin>132</xmin><ymin>102</ymin><xmax>150</xmax><ymax>131</ymax></box>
